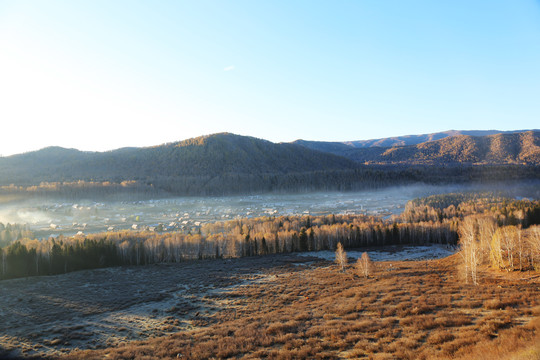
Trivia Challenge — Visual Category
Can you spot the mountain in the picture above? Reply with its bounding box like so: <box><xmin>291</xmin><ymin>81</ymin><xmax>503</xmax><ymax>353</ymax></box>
<box><xmin>341</xmin><ymin>131</ymin><xmax>540</xmax><ymax>165</ymax></box>
<box><xmin>293</xmin><ymin>129</ymin><xmax>538</xmax><ymax>154</ymax></box>
<box><xmin>0</xmin><ymin>132</ymin><xmax>537</xmax><ymax>197</ymax></box>
<box><xmin>345</xmin><ymin>130</ymin><xmax>531</xmax><ymax>148</ymax></box>
<box><xmin>0</xmin><ymin>133</ymin><xmax>358</xmax><ymax>180</ymax></box>
<box><xmin>292</xmin><ymin>140</ymin><xmax>352</xmax><ymax>155</ymax></box>
<box><xmin>0</xmin><ymin>133</ymin><xmax>361</xmax><ymax>195</ymax></box>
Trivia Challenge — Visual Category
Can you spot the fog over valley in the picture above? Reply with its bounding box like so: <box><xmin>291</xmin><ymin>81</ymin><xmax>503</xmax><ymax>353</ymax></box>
<box><xmin>1</xmin><ymin>182</ymin><xmax>538</xmax><ymax>240</ymax></box>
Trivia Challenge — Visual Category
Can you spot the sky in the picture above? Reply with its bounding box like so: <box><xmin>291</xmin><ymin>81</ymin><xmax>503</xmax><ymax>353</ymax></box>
<box><xmin>1</xmin><ymin>1</ymin><xmax>539</xmax><ymax>156</ymax></box>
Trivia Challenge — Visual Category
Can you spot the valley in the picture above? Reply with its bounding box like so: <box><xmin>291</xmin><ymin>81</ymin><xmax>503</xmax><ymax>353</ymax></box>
<box><xmin>1</xmin><ymin>182</ymin><xmax>539</xmax><ymax>359</ymax></box>
<box><xmin>1</xmin><ymin>184</ymin><xmax>460</xmax><ymax>239</ymax></box>
<box><xmin>0</xmin><ymin>132</ymin><xmax>538</xmax><ymax>359</ymax></box>
<box><xmin>3</xmin><ymin>0</ymin><xmax>539</xmax><ymax>357</ymax></box>
<box><xmin>1</xmin><ymin>182</ymin><xmax>537</xmax><ymax>240</ymax></box>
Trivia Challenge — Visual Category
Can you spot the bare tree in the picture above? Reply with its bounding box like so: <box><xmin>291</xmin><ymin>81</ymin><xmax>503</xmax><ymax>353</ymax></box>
<box><xmin>501</xmin><ymin>226</ymin><xmax>517</xmax><ymax>271</ymax></box>
<box><xmin>490</xmin><ymin>228</ymin><xmax>504</xmax><ymax>270</ymax></box>
<box><xmin>355</xmin><ymin>252</ymin><xmax>372</xmax><ymax>278</ymax></box>
<box><xmin>459</xmin><ymin>216</ymin><xmax>479</xmax><ymax>285</ymax></box>
<box><xmin>477</xmin><ymin>216</ymin><xmax>497</xmax><ymax>264</ymax></box>
<box><xmin>335</xmin><ymin>242</ymin><xmax>347</xmax><ymax>272</ymax></box>
<box><xmin>528</xmin><ymin>226</ymin><xmax>540</xmax><ymax>270</ymax></box>
<box><xmin>517</xmin><ymin>226</ymin><xmax>524</xmax><ymax>271</ymax></box>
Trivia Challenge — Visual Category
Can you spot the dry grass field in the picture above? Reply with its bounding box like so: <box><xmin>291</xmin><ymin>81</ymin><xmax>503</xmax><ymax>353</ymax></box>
<box><xmin>58</xmin><ymin>254</ymin><xmax>539</xmax><ymax>360</ymax></box>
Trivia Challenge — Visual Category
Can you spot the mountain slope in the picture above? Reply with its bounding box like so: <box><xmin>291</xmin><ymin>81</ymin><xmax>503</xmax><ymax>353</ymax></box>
<box><xmin>0</xmin><ymin>133</ymin><xmax>359</xmax><ymax>186</ymax></box>
<box><xmin>342</xmin><ymin>131</ymin><xmax>540</xmax><ymax>165</ymax></box>
<box><xmin>293</xmin><ymin>129</ymin><xmax>538</xmax><ymax>154</ymax></box>
<box><xmin>345</xmin><ymin>130</ymin><xmax>527</xmax><ymax>148</ymax></box>
<box><xmin>292</xmin><ymin>140</ymin><xmax>352</xmax><ymax>155</ymax></box>
<box><xmin>0</xmin><ymin>132</ymin><xmax>537</xmax><ymax>197</ymax></box>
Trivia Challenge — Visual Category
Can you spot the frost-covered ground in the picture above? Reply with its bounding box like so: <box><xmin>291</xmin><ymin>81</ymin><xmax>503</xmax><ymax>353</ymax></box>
<box><xmin>298</xmin><ymin>244</ymin><xmax>456</xmax><ymax>262</ymax></box>
<box><xmin>0</xmin><ymin>246</ymin><xmax>456</xmax><ymax>358</ymax></box>
<box><xmin>0</xmin><ymin>255</ymin><xmax>300</xmax><ymax>358</ymax></box>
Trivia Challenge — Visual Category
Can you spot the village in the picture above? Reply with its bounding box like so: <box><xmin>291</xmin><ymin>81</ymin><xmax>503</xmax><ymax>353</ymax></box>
<box><xmin>0</xmin><ymin>188</ymin><xmax>417</xmax><ymax>239</ymax></box>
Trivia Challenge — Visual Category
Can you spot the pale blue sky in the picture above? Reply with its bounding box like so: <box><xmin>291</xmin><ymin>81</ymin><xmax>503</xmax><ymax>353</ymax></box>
<box><xmin>1</xmin><ymin>1</ymin><xmax>539</xmax><ymax>155</ymax></box>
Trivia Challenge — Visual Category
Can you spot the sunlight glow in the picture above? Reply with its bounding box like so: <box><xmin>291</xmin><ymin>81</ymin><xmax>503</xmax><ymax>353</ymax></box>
<box><xmin>0</xmin><ymin>1</ymin><xmax>539</xmax><ymax>155</ymax></box>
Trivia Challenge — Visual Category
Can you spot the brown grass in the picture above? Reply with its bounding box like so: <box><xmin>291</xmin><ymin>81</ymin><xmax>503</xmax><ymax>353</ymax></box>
<box><xmin>61</xmin><ymin>254</ymin><xmax>540</xmax><ymax>360</ymax></box>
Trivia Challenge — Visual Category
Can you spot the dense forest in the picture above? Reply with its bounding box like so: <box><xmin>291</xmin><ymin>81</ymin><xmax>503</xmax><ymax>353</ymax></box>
<box><xmin>0</xmin><ymin>132</ymin><xmax>538</xmax><ymax>197</ymax></box>
<box><xmin>0</xmin><ymin>134</ymin><xmax>357</xmax><ymax>185</ymax></box>
<box><xmin>0</xmin><ymin>165</ymin><xmax>538</xmax><ymax>199</ymax></box>
<box><xmin>1</xmin><ymin>193</ymin><xmax>539</xmax><ymax>281</ymax></box>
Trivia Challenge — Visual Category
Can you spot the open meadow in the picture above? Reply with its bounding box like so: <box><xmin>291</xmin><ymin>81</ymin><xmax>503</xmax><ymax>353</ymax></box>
<box><xmin>1</xmin><ymin>247</ymin><xmax>538</xmax><ymax>360</ymax></box>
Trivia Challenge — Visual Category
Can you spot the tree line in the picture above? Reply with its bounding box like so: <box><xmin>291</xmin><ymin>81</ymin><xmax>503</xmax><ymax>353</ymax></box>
<box><xmin>0</xmin><ymin>223</ymin><xmax>33</xmax><ymax>248</ymax></box>
<box><xmin>0</xmin><ymin>215</ymin><xmax>457</xmax><ymax>280</ymax></box>
<box><xmin>1</xmin><ymin>193</ymin><xmax>539</xmax><ymax>281</ymax></box>
<box><xmin>1</xmin><ymin>168</ymin><xmax>538</xmax><ymax>198</ymax></box>
<box><xmin>458</xmin><ymin>215</ymin><xmax>539</xmax><ymax>285</ymax></box>
<box><xmin>405</xmin><ymin>192</ymin><xmax>540</xmax><ymax>284</ymax></box>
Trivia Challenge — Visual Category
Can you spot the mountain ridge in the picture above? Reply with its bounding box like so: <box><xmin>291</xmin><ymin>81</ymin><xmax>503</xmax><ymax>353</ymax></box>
<box><xmin>339</xmin><ymin>131</ymin><xmax>540</xmax><ymax>165</ymax></box>
<box><xmin>4</xmin><ymin>129</ymin><xmax>536</xmax><ymax>158</ymax></box>
<box><xmin>0</xmin><ymin>131</ymin><xmax>537</xmax><ymax>196</ymax></box>
<box><xmin>293</xmin><ymin>129</ymin><xmax>538</xmax><ymax>151</ymax></box>
<box><xmin>0</xmin><ymin>133</ymin><xmax>359</xmax><ymax>185</ymax></box>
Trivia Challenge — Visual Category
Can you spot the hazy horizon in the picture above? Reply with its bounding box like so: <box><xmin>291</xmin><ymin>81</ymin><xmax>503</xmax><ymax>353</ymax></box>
<box><xmin>1</xmin><ymin>128</ymin><xmax>539</xmax><ymax>157</ymax></box>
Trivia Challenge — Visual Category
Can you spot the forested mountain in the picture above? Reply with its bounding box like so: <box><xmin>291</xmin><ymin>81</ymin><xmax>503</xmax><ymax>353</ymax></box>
<box><xmin>0</xmin><ymin>133</ymin><xmax>364</xmax><ymax>195</ymax></box>
<box><xmin>293</xmin><ymin>129</ymin><xmax>537</xmax><ymax>153</ymax></box>
<box><xmin>0</xmin><ymin>133</ymin><xmax>358</xmax><ymax>183</ymax></box>
<box><xmin>292</xmin><ymin>140</ymin><xmax>352</xmax><ymax>154</ymax></box>
<box><xmin>0</xmin><ymin>132</ymin><xmax>537</xmax><ymax>197</ymax></box>
<box><xmin>340</xmin><ymin>131</ymin><xmax>540</xmax><ymax>165</ymax></box>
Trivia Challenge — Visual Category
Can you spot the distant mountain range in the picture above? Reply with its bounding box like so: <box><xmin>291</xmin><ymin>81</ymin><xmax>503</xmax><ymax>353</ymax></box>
<box><xmin>294</xmin><ymin>131</ymin><xmax>540</xmax><ymax>165</ymax></box>
<box><xmin>0</xmin><ymin>130</ymin><xmax>538</xmax><ymax>196</ymax></box>
<box><xmin>293</xmin><ymin>129</ymin><xmax>538</xmax><ymax>150</ymax></box>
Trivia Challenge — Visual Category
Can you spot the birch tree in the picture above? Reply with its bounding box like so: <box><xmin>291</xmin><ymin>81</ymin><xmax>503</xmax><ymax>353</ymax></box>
<box><xmin>355</xmin><ymin>252</ymin><xmax>372</xmax><ymax>278</ymax></box>
<box><xmin>459</xmin><ymin>216</ymin><xmax>479</xmax><ymax>285</ymax></box>
<box><xmin>528</xmin><ymin>226</ymin><xmax>540</xmax><ymax>270</ymax></box>
<box><xmin>335</xmin><ymin>242</ymin><xmax>347</xmax><ymax>272</ymax></box>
